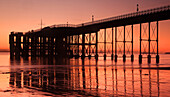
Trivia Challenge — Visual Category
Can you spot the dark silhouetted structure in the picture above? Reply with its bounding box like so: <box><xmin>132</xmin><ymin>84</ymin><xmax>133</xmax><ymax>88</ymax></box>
<box><xmin>9</xmin><ymin>5</ymin><xmax>170</xmax><ymax>63</ymax></box>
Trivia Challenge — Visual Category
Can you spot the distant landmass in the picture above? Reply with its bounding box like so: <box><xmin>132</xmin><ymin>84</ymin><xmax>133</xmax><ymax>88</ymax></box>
<box><xmin>0</xmin><ymin>49</ymin><xmax>9</xmax><ymax>52</ymax></box>
<box><xmin>165</xmin><ymin>52</ymin><xmax>170</xmax><ymax>54</ymax></box>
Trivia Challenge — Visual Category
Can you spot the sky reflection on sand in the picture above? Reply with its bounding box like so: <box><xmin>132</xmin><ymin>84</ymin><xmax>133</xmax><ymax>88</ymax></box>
<box><xmin>0</xmin><ymin>53</ymin><xmax>170</xmax><ymax>96</ymax></box>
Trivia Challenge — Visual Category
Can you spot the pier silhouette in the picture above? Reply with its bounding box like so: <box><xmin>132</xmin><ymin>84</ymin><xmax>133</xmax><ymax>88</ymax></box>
<box><xmin>9</xmin><ymin>5</ymin><xmax>170</xmax><ymax>63</ymax></box>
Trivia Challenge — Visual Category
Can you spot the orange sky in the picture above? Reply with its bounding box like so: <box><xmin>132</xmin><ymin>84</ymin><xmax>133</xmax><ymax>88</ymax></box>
<box><xmin>0</xmin><ymin>0</ymin><xmax>170</xmax><ymax>53</ymax></box>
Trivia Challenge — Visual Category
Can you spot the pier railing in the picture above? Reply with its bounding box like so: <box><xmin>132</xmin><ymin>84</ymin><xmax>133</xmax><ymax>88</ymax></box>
<box><xmin>76</xmin><ymin>5</ymin><xmax>170</xmax><ymax>27</ymax></box>
<box><xmin>29</xmin><ymin>5</ymin><xmax>169</xmax><ymax>33</ymax></box>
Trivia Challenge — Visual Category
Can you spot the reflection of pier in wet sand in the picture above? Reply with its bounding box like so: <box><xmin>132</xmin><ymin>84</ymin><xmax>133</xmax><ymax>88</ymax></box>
<box><xmin>9</xmin><ymin>58</ymin><xmax>162</xmax><ymax>96</ymax></box>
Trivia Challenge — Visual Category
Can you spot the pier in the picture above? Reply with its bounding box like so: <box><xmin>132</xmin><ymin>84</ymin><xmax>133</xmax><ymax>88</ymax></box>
<box><xmin>9</xmin><ymin>5</ymin><xmax>170</xmax><ymax>63</ymax></box>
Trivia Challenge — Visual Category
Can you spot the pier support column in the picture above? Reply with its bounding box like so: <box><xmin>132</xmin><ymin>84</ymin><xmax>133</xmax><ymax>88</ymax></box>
<box><xmin>72</xmin><ymin>35</ymin><xmax>74</xmax><ymax>58</ymax></box>
<box><xmin>15</xmin><ymin>33</ymin><xmax>22</xmax><ymax>59</ymax></box>
<box><xmin>51</xmin><ymin>37</ymin><xmax>54</xmax><ymax>57</ymax></box>
<box><xmin>123</xmin><ymin>26</ymin><xmax>126</xmax><ymax>62</ymax></box>
<box><xmin>34</xmin><ymin>37</ymin><xmax>36</xmax><ymax>57</ymax></box>
<box><xmin>104</xmin><ymin>29</ymin><xmax>106</xmax><ymax>60</ymax></box>
<box><xmin>77</xmin><ymin>35</ymin><xmax>80</xmax><ymax>58</ymax></box>
<box><xmin>95</xmin><ymin>32</ymin><xmax>98</xmax><ymax>60</ymax></box>
<box><xmin>55</xmin><ymin>37</ymin><xmax>58</xmax><ymax>58</ymax></box>
<box><xmin>48</xmin><ymin>37</ymin><xmax>50</xmax><ymax>57</ymax></box>
<box><xmin>156</xmin><ymin>21</ymin><xmax>159</xmax><ymax>63</ymax></box>
<box><xmin>111</xmin><ymin>27</ymin><xmax>114</xmax><ymax>60</ymax></box>
<box><xmin>31</xmin><ymin>36</ymin><xmax>36</xmax><ymax>57</ymax></box>
<box><xmin>88</xmin><ymin>33</ymin><xmax>91</xmax><ymax>59</ymax></box>
<box><xmin>67</xmin><ymin>36</ymin><xmax>71</xmax><ymax>58</ymax></box>
<box><xmin>115</xmin><ymin>27</ymin><xmax>117</xmax><ymax>62</ymax></box>
<box><xmin>9</xmin><ymin>32</ymin><xmax>14</xmax><ymax>59</ymax></box>
<box><xmin>81</xmin><ymin>34</ymin><xmax>85</xmax><ymax>59</ymax></box>
<box><xmin>23</xmin><ymin>35</ymin><xmax>29</xmax><ymax>59</ymax></box>
<box><xmin>131</xmin><ymin>24</ymin><xmax>134</xmax><ymax>62</ymax></box>
<box><xmin>48</xmin><ymin>37</ymin><xmax>54</xmax><ymax>58</ymax></box>
<box><xmin>43</xmin><ymin>37</ymin><xmax>46</xmax><ymax>57</ymax></box>
<box><xmin>35</xmin><ymin>37</ymin><xmax>38</xmax><ymax>57</ymax></box>
<box><xmin>64</xmin><ymin>36</ymin><xmax>69</xmax><ymax>58</ymax></box>
<box><xmin>40</xmin><ymin>37</ymin><xmax>43</xmax><ymax>57</ymax></box>
<box><xmin>139</xmin><ymin>23</ymin><xmax>142</xmax><ymax>63</ymax></box>
<box><xmin>148</xmin><ymin>22</ymin><xmax>151</xmax><ymax>63</ymax></box>
<box><xmin>26</xmin><ymin>36</ymin><xmax>29</xmax><ymax>58</ymax></box>
<box><xmin>70</xmin><ymin>36</ymin><xmax>73</xmax><ymax>58</ymax></box>
<box><xmin>75</xmin><ymin>35</ymin><xmax>79</xmax><ymax>59</ymax></box>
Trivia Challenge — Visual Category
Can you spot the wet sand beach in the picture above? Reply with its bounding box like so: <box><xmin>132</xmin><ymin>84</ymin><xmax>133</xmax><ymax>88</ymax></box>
<box><xmin>1</xmin><ymin>52</ymin><xmax>170</xmax><ymax>96</ymax></box>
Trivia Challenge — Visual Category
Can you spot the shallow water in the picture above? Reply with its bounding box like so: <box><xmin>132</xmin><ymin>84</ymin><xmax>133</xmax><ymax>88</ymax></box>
<box><xmin>0</xmin><ymin>52</ymin><xmax>170</xmax><ymax>96</ymax></box>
